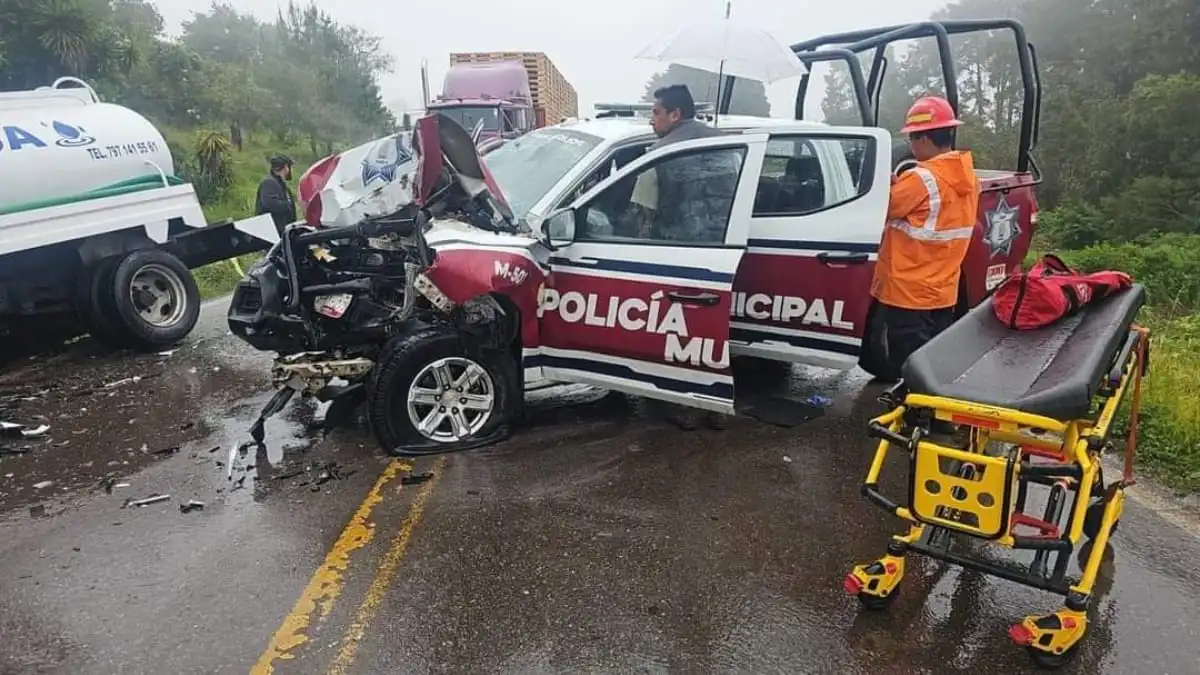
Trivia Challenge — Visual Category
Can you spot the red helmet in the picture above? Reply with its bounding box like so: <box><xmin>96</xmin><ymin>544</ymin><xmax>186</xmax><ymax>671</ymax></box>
<box><xmin>900</xmin><ymin>96</ymin><xmax>963</xmax><ymax>134</ymax></box>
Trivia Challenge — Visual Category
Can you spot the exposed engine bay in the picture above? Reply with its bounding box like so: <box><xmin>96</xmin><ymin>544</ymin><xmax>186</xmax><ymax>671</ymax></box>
<box><xmin>226</xmin><ymin>114</ymin><xmax>536</xmax><ymax>452</ymax></box>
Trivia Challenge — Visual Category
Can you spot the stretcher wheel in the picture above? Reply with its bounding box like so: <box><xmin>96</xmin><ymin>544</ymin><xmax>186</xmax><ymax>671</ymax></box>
<box><xmin>1026</xmin><ymin>644</ymin><xmax>1079</xmax><ymax>670</ymax></box>
<box><xmin>1082</xmin><ymin>500</ymin><xmax>1120</xmax><ymax>540</ymax></box>
<box><xmin>856</xmin><ymin>583</ymin><xmax>901</xmax><ymax>611</ymax></box>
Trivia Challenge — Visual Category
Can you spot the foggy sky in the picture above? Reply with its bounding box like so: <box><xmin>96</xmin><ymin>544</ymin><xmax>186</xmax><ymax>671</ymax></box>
<box><xmin>159</xmin><ymin>0</ymin><xmax>952</xmax><ymax>120</ymax></box>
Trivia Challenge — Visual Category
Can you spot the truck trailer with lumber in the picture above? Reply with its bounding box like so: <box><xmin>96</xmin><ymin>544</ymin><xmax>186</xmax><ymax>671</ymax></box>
<box><xmin>0</xmin><ymin>78</ymin><xmax>276</xmax><ymax>355</ymax></box>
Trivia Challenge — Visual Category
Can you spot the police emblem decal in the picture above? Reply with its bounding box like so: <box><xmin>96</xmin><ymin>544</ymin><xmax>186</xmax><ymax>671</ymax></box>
<box><xmin>984</xmin><ymin>193</ymin><xmax>1021</xmax><ymax>258</ymax></box>
<box><xmin>360</xmin><ymin>135</ymin><xmax>412</xmax><ymax>186</ymax></box>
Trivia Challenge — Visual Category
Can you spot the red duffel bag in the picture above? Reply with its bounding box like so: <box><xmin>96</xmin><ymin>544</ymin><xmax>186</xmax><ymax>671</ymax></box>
<box><xmin>992</xmin><ymin>254</ymin><xmax>1133</xmax><ymax>330</ymax></box>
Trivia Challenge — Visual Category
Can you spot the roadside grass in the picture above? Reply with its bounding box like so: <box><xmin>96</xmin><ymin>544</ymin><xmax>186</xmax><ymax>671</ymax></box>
<box><xmin>192</xmin><ymin>252</ymin><xmax>263</xmax><ymax>300</ymax></box>
<box><xmin>1030</xmin><ymin>235</ymin><xmax>1200</xmax><ymax>492</ymax></box>
<box><xmin>1124</xmin><ymin>312</ymin><xmax>1200</xmax><ymax>492</ymax></box>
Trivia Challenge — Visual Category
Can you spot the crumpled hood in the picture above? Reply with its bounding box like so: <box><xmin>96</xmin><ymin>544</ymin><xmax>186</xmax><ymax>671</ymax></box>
<box><xmin>304</xmin><ymin>115</ymin><xmax>512</xmax><ymax>229</ymax></box>
<box><xmin>922</xmin><ymin>150</ymin><xmax>979</xmax><ymax>197</ymax></box>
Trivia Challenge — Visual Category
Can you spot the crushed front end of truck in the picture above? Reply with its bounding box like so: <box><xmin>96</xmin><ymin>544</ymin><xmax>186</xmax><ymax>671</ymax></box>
<box><xmin>226</xmin><ymin>114</ymin><xmax>547</xmax><ymax>454</ymax></box>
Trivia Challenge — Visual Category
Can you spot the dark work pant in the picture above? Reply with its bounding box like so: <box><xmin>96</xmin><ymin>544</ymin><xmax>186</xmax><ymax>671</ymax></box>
<box><xmin>865</xmin><ymin>301</ymin><xmax>956</xmax><ymax>383</ymax></box>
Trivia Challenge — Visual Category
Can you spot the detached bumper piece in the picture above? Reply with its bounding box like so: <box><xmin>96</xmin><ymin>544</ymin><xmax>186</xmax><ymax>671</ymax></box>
<box><xmin>844</xmin><ymin>288</ymin><xmax>1150</xmax><ymax>670</ymax></box>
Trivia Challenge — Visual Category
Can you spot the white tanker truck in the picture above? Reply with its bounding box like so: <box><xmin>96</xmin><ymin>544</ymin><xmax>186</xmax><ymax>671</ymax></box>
<box><xmin>0</xmin><ymin>78</ymin><xmax>277</xmax><ymax>353</ymax></box>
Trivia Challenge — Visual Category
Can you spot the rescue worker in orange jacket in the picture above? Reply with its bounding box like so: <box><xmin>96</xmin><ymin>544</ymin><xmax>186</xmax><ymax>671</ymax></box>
<box><xmin>865</xmin><ymin>96</ymin><xmax>981</xmax><ymax>382</ymax></box>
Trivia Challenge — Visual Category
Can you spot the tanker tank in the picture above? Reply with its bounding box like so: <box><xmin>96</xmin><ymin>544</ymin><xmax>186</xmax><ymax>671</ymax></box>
<box><xmin>0</xmin><ymin>91</ymin><xmax>174</xmax><ymax>215</ymax></box>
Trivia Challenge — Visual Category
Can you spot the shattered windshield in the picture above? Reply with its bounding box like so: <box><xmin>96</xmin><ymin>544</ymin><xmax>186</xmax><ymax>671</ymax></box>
<box><xmin>435</xmin><ymin>106</ymin><xmax>500</xmax><ymax>132</ymax></box>
<box><xmin>483</xmin><ymin>128</ymin><xmax>602</xmax><ymax>220</ymax></box>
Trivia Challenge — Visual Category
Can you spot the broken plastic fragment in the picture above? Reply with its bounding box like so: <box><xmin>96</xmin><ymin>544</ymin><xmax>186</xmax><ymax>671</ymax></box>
<box><xmin>179</xmin><ymin>500</ymin><xmax>205</xmax><ymax>514</ymax></box>
<box><xmin>20</xmin><ymin>425</ymin><xmax>50</xmax><ymax>438</ymax></box>
<box><xmin>33</xmin><ymin>480</ymin><xmax>53</xmax><ymax>489</ymax></box>
<box><xmin>401</xmin><ymin>472</ymin><xmax>434</xmax><ymax>486</ymax></box>
<box><xmin>0</xmin><ymin>421</ymin><xmax>50</xmax><ymax>439</ymax></box>
<box><xmin>122</xmin><ymin>494</ymin><xmax>170</xmax><ymax>508</ymax></box>
<box><xmin>104</xmin><ymin>376</ymin><xmax>142</xmax><ymax>389</ymax></box>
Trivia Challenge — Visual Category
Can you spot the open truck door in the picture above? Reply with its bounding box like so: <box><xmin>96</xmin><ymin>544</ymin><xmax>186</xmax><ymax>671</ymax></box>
<box><xmin>780</xmin><ymin>19</ymin><xmax>1044</xmax><ymax>375</ymax></box>
<box><xmin>535</xmin><ymin>134</ymin><xmax>769</xmax><ymax>414</ymax></box>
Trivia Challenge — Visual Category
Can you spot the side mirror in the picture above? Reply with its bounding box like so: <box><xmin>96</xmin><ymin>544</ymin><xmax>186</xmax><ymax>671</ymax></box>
<box><xmin>538</xmin><ymin>208</ymin><xmax>576</xmax><ymax>250</ymax></box>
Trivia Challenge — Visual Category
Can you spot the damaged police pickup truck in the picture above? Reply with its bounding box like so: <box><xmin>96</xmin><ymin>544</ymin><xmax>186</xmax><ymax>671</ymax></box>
<box><xmin>227</xmin><ymin>19</ymin><xmax>1042</xmax><ymax>454</ymax></box>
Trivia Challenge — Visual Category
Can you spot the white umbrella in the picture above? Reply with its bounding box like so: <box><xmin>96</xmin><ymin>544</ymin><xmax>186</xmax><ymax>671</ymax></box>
<box><xmin>635</xmin><ymin>18</ymin><xmax>807</xmax><ymax>85</ymax></box>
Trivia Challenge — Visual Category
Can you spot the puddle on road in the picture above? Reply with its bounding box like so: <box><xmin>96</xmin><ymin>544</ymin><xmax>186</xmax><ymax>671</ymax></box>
<box><xmin>0</xmin><ymin>333</ymin><xmax>383</xmax><ymax>518</ymax></box>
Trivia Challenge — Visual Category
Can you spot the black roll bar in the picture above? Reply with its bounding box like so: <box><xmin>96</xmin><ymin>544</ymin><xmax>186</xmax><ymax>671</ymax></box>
<box><xmin>792</xmin><ymin>47</ymin><xmax>873</xmax><ymax>126</ymax></box>
<box><xmin>790</xmin><ymin>18</ymin><xmax>1040</xmax><ymax>175</ymax></box>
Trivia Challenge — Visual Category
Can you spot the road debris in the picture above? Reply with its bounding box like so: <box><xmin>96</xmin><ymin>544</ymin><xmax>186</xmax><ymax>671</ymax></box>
<box><xmin>152</xmin><ymin>446</ymin><xmax>181</xmax><ymax>456</ymax></box>
<box><xmin>33</xmin><ymin>480</ymin><xmax>53</xmax><ymax>489</ymax></box>
<box><xmin>0</xmin><ymin>446</ymin><xmax>31</xmax><ymax>456</ymax></box>
<box><xmin>122</xmin><ymin>494</ymin><xmax>170</xmax><ymax>508</ymax></box>
<box><xmin>401</xmin><ymin>471</ymin><xmax>434</xmax><ymax>486</ymax></box>
<box><xmin>315</xmin><ymin>461</ymin><xmax>350</xmax><ymax>486</ymax></box>
<box><xmin>99</xmin><ymin>476</ymin><xmax>131</xmax><ymax>494</ymax></box>
<box><xmin>273</xmin><ymin>468</ymin><xmax>306</xmax><ymax>481</ymax></box>
<box><xmin>0</xmin><ymin>421</ymin><xmax>50</xmax><ymax>439</ymax></box>
<box><xmin>179</xmin><ymin>500</ymin><xmax>205</xmax><ymax>514</ymax></box>
<box><xmin>103</xmin><ymin>376</ymin><xmax>142</xmax><ymax>389</ymax></box>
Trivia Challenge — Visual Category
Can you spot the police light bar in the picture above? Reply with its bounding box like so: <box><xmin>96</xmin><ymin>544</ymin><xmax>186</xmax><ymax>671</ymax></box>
<box><xmin>593</xmin><ymin>102</ymin><xmax>714</xmax><ymax>119</ymax></box>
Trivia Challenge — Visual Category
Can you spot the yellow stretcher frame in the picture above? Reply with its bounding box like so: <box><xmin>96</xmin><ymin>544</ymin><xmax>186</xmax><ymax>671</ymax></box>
<box><xmin>844</xmin><ymin>325</ymin><xmax>1150</xmax><ymax>670</ymax></box>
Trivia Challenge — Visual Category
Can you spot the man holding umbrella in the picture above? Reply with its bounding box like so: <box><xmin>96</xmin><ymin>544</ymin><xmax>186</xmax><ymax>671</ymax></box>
<box><xmin>628</xmin><ymin>84</ymin><xmax>726</xmax><ymax>240</ymax></box>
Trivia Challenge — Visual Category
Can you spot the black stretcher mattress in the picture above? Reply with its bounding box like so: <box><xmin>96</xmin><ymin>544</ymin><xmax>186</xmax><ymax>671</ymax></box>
<box><xmin>901</xmin><ymin>284</ymin><xmax>1146</xmax><ymax>420</ymax></box>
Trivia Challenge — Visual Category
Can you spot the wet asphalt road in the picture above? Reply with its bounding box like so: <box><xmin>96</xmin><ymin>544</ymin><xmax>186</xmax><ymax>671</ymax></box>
<box><xmin>1</xmin><ymin>301</ymin><xmax>1199</xmax><ymax>675</ymax></box>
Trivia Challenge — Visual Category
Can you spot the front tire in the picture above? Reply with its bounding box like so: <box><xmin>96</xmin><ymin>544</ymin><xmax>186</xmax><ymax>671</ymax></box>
<box><xmin>366</xmin><ymin>327</ymin><xmax>516</xmax><ymax>452</ymax></box>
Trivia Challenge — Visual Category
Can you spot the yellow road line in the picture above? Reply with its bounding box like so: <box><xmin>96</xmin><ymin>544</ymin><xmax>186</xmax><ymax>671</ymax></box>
<box><xmin>250</xmin><ymin>459</ymin><xmax>410</xmax><ymax>675</ymax></box>
<box><xmin>326</xmin><ymin>456</ymin><xmax>447</xmax><ymax>675</ymax></box>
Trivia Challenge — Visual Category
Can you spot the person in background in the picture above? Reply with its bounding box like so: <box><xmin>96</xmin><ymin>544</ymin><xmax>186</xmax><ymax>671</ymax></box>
<box><xmin>255</xmin><ymin>154</ymin><xmax>298</xmax><ymax>237</ymax></box>
<box><xmin>865</xmin><ymin>95</ymin><xmax>981</xmax><ymax>383</ymax></box>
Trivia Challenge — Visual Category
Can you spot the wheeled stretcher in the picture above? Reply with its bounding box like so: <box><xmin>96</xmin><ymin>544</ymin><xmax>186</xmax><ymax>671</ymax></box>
<box><xmin>844</xmin><ymin>284</ymin><xmax>1150</xmax><ymax>669</ymax></box>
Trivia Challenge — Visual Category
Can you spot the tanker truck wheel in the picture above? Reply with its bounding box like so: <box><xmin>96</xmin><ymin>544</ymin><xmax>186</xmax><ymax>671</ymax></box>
<box><xmin>77</xmin><ymin>256</ymin><xmax>134</xmax><ymax>349</ymax></box>
<box><xmin>105</xmin><ymin>249</ymin><xmax>201</xmax><ymax>351</ymax></box>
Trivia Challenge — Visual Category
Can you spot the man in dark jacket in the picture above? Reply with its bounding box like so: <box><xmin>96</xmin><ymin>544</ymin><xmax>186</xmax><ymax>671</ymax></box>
<box><xmin>629</xmin><ymin>84</ymin><xmax>728</xmax><ymax>240</ymax></box>
<box><xmin>255</xmin><ymin>154</ymin><xmax>298</xmax><ymax>236</ymax></box>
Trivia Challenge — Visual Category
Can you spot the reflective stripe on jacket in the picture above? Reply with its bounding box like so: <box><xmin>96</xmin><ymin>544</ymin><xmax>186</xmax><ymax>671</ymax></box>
<box><xmin>870</xmin><ymin>150</ymin><xmax>981</xmax><ymax>310</ymax></box>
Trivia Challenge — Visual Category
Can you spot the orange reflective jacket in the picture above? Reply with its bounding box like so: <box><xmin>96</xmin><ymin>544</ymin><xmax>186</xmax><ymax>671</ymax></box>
<box><xmin>870</xmin><ymin>151</ymin><xmax>981</xmax><ymax>310</ymax></box>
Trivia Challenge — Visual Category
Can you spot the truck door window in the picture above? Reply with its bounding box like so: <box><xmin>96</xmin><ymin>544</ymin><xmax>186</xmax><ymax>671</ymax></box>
<box><xmin>752</xmin><ymin>136</ymin><xmax>873</xmax><ymax>216</ymax></box>
<box><xmin>576</xmin><ymin>146</ymin><xmax>746</xmax><ymax>245</ymax></box>
<box><xmin>565</xmin><ymin>143</ymin><xmax>652</xmax><ymax>205</ymax></box>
